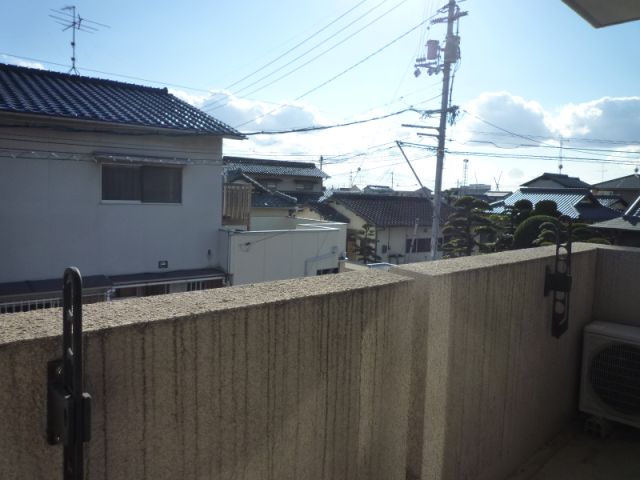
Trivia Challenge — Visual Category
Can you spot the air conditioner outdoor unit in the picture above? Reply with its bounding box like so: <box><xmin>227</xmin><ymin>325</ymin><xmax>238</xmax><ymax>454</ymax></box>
<box><xmin>579</xmin><ymin>321</ymin><xmax>640</xmax><ymax>429</ymax></box>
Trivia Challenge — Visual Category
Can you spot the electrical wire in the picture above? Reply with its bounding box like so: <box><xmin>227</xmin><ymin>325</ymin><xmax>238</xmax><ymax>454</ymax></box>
<box><xmin>234</xmin><ymin>14</ymin><xmax>440</xmax><ymax>129</ymax></box>
<box><xmin>222</xmin><ymin>0</ymin><xmax>371</xmax><ymax>92</ymax></box>
<box><xmin>204</xmin><ymin>0</ymin><xmax>407</xmax><ymax>112</ymax></box>
<box><xmin>241</xmin><ymin>107</ymin><xmax>417</xmax><ymax>135</ymax></box>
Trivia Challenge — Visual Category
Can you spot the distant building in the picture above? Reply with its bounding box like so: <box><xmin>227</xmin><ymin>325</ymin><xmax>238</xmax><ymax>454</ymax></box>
<box><xmin>591</xmin><ymin>173</ymin><xmax>640</xmax><ymax>204</ymax></box>
<box><xmin>322</xmin><ymin>191</ymin><xmax>446</xmax><ymax>263</ymax></box>
<box><xmin>363</xmin><ymin>185</ymin><xmax>395</xmax><ymax>195</ymax></box>
<box><xmin>220</xmin><ymin>157</ymin><xmax>344</xmax><ymax>285</ymax></box>
<box><xmin>590</xmin><ymin>195</ymin><xmax>640</xmax><ymax>247</ymax></box>
<box><xmin>492</xmin><ymin>188</ymin><xmax>621</xmax><ymax>222</ymax></box>
<box><xmin>521</xmin><ymin>172</ymin><xmax>591</xmax><ymax>189</ymax></box>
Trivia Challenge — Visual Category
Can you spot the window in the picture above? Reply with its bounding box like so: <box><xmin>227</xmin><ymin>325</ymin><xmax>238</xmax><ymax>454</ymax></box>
<box><xmin>102</xmin><ymin>165</ymin><xmax>182</xmax><ymax>203</ymax></box>
<box><xmin>406</xmin><ymin>238</ymin><xmax>431</xmax><ymax>253</ymax></box>
<box><xmin>295</xmin><ymin>182</ymin><xmax>315</xmax><ymax>191</ymax></box>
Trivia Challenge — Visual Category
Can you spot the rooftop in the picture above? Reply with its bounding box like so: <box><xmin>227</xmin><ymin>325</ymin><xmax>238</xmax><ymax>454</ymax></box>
<box><xmin>493</xmin><ymin>187</ymin><xmax>621</xmax><ymax>221</ymax></box>
<box><xmin>0</xmin><ymin>63</ymin><xmax>242</xmax><ymax>137</ymax></box>
<box><xmin>522</xmin><ymin>172</ymin><xmax>591</xmax><ymax>189</ymax></box>
<box><xmin>327</xmin><ymin>191</ymin><xmax>445</xmax><ymax>227</ymax></box>
<box><xmin>592</xmin><ymin>174</ymin><xmax>640</xmax><ymax>190</ymax></box>
<box><xmin>224</xmin><ymin>156</ymin><xmax>328</xmax><ymax>179</ymax></box>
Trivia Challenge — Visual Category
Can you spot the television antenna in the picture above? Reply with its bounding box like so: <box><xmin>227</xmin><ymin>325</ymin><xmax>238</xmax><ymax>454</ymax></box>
<box><xmin>49</xmin><ymin>6</ymin><xmax>110</xmax><ymax>74</ymax></box>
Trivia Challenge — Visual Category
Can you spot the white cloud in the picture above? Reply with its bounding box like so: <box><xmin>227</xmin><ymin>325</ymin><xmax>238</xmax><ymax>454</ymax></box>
<box><xmin>1</xmin><ymin>55</ymin><xmax>44</xmax><ymax>70</ymax></box>
<box><xmin>199</xmin><ymin>91</ymin><xmax>328</xmax><ymax>132</ymax></box>
<box><xmin>173</xmin><ymin>88</ymin><xmax>640</xmax><ymax>190</ymax></box>
<box><xmin>453</xmin><ymin>91</ymin><xmax>553</xmax><ymax>143</ymax></box>
<box><xmin>553</xmin><ymin>96</ymin><xmax>640</xmax><ymax>142</ymax></box>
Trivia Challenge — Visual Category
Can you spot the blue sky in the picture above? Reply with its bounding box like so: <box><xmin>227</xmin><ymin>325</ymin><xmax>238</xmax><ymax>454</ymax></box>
<box><xmin>3</xmin><ymin>0</ymin><xmax>640</xmax><ymax>191</ymax></box>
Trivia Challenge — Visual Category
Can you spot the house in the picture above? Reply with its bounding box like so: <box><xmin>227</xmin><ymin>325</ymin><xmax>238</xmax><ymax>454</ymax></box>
<box><xmin>492</xmin><ymin>187</ymin><xmax>621</xmax><ymax>222</ymax></box>
<box><xmin>590</xmin><ymin>194</ymin><xmax>640</xmax><ymax>246</ymax></box>
<box><xmin>591</xmin><ymin>173</ymin><xmax>640</xmax><ymax>205</ymax></box>
<box><xmin>0</xmin><ymin>63</ymin><xmax>243</xmax><ymax>312</ymax></box>
<box><xmin>223</xmin><ymin>156</ymin><xmax>328</xmax><ymax>219</ymax></box>
<box><xmin>363</xmin><ymin>184</ymin><xmax>395</xmax><ymax>195</ymax></box>
<box><xmin>220</xmin><ymin>158</ymin><xmax>345</xmax><ymax>284</ymax></box>
<box><xmin>321</xmin><ymin>191</ymin><xmax>445</xmax><ymax>263</ymax></box>
<box><xmin>521</xmin><ymin>172</ymin><xmax>591</xmax><ymax>189</ymax></box>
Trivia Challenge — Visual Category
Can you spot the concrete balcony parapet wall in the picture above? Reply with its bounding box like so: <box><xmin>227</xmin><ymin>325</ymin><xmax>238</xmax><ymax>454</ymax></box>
<box><xmin>3</xmin><ymin>244</ymin><xmax>640</xmax><ymax>480</ymax></box>
<box><xmin>393</xmin><ymin>244</ymin><xmax>607</xmax><ymax>480</ymax></box>
<box><xmin>0</xmin><ymin>271</ymin><xmax>413</xmax><ymax>480</ymax></box>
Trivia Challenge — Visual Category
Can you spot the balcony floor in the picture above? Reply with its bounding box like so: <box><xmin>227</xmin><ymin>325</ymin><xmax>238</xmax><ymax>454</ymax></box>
<box><xmin>510</xmin><ymin>421</ymin><xmax>640</xmax><ymax>480</ymax></box>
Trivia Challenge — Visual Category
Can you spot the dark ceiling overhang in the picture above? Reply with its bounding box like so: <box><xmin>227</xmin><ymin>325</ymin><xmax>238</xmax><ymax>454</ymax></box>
<box><xmin>563</xmin><ymin>0</ymin><xmax>640</xmax><ymax>28</ymax></box>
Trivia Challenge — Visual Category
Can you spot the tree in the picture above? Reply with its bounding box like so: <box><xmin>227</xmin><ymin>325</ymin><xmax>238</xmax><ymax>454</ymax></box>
<box><xmin>513</xmin><ymin>215</ymin><xmax>559</xmax><ymax>249</ymax></box>
<box><xmin>534</xmin><ymin>220</ymin><xmax>611</xmax><ymax>247</ymax></box>
<box><xmin>493</xmin><ymin>199</ymin><xmax>534</xmax><ymax>251</ymax></box>
<box><xmin>442</xmin><ymin>196</ymin><xmax>496</xmax><ymax>257</ymax></box>
<box><xmin>531</xmin><ymin>200</ymin><xmax>560</xmax><ymax>217</ymax></box>
<box><xmin>356</xmin><ymin>223</ymin><xmax>381</xmax><ymax>264</ymax></box>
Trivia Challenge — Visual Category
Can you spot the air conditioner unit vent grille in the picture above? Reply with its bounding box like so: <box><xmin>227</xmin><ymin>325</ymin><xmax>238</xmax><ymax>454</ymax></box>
<box><xmin>589</xmin><ymin>344</ymin><xmax>640</xmax><ymax>416</ymax></box>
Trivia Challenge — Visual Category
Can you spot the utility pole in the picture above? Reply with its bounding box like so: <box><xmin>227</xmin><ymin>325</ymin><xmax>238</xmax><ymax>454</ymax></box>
<box><xmin>429</xmin><ymin>0</ymin><xmax>464</xmax><ymax>260</ymax></box>
<box><xmin>319</xmin><ymin>155</ymin><xmax>324</xmax><ymax>171</ymax></box>
<box><xmin>401</xmin><ymin>1</ymin><xmax>466</xmax><ymax>259</ymax></box>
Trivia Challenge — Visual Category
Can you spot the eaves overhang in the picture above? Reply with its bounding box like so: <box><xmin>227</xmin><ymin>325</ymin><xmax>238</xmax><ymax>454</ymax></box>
<box><xmin>563</xmin><ymin>0</ymin><xmax>640</xmax><ymax>28</ymax></box>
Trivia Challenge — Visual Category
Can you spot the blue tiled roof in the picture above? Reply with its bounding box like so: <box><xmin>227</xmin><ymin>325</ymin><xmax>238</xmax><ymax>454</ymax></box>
<box><xmin>492</xmin><ymin>188</ymin><xmax>620</xmax><ymax>221</ymax></box>
<box><xmin>224</xmin><ymin>156</ymin><xmax>328</xmax><ymax>179</ymax></box>
<box><xmin>0</xmin><ymin>63</ymin><xmax>242</xmax><ymax>136</ymax></box>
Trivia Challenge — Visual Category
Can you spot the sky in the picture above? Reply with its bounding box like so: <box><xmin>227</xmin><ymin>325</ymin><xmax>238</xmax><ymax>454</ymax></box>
<box><xmin>2</xmin><ymin>0</ymin><xmax>640</xmax><ymax>192</ymax></box>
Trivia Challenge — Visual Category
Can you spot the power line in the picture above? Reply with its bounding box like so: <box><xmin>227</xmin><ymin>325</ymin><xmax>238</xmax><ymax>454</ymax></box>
<box><xmin>204</xmin><ymin>0</ymin><xmax>410</xmax><ymax>113</ymax></box>
<box><xmin>242</xmin><ymin>107</ymin><xmax>417</xmax><ymax>135</ymax></box>
<box><xmin>234</xmin><ymin>14</ymin><xmax>440</xmax><ymax>129</ymax></box>
<box><xmin>221</xmin><ymin>0</ymin><xmax>371</xmax><ymax>93</ymax></box>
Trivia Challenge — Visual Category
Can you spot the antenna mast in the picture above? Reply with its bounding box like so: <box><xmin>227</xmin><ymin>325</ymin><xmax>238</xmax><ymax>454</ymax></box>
<box><xmin>50</xmin><ymin>6</ymin><xmax>109</xmax><ymax>74</ymax></box>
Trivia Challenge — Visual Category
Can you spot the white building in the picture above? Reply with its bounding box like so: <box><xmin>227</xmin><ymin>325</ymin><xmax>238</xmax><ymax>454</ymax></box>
<box><xmin>0</xmin><ymin>63</ymin><xmax>242</xmax><ymax>312</ymax></box>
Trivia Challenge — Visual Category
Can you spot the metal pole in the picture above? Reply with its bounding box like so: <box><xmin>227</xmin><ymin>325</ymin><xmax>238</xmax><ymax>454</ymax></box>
<box><xmin>430</xmin><ymin>0</ymin><xmax>457</xmax><ymax>260</ymax></box>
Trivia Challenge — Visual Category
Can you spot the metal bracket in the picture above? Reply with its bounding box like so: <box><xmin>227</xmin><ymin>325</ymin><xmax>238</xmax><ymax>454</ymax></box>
<box><xmin>543</xmin><ymin>218</ymin><xmax>572</xmax><ymax>338</ymax></box>
<box><xmin>47</xmin><ymin>267</ymin><xmax>91</xmax><ymax>480</ymax></box>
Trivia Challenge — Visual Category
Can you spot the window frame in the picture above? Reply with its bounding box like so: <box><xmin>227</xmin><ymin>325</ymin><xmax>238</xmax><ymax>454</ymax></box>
<box><xmin>101</xmin><ymin>163</ymin><xmax>183</xmax><ymax>204</ymax></box>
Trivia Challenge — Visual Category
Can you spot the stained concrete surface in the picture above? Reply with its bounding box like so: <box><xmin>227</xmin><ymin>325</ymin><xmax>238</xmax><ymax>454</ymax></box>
<box><xmin>509</xmin><ymin>423</ymin><xmax>640</xmax><ymax>480</ymax></box>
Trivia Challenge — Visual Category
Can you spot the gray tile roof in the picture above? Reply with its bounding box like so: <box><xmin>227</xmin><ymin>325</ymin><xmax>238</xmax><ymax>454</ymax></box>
<box><xmin>310</xmin><ymin>203</ymin><xmax>350</xmax><ymax>223</ymax></box>
<box><xmin>591</xmin><ymin>195</ymin><xmax>640</xmax><ymax>232</ymax></box>
<box><xmin>594</xmin><ymin>194</ymin><xmax>627</xmax><ymax>210</ymax></box>
<box><xmin>592</xmin><ymin>174</ymin><xmax>640</xmax><ymax>190</ymax></box>
<box><xmin>492</xmin><ymin>188</ymin><xmax>620</xmax><ymax>221</ymax></box>
<box><xmin>0</xmin><ymin>63</ymin><xmax>242</xmax><ymax>136</ymax></box>
<box><xmin>328</xmin><ymin>192</ymin><xmax>444</xmax><ymax>227</ymax></box>
<box><xmin>224</xmin><ymin>156</ymin><xmax>328</xmax><ymax>179</ymax></box>
<box><xmin>522</xmin><ymin>173</ymin><xmax>591</xmax><ymax>188</ymax></box>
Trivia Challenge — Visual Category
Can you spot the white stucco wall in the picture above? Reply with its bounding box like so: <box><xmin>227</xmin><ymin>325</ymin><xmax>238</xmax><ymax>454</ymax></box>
<box><xmin>0</xmin><ymin>121</ymin><xmax>225</xmax><ymax>282</ymax></box>
<box><xmin>377</xmin><ymin>225</ymin><xmax>434</xmax><ymax>264</ymax></box>
<box><xmin>223</xmin><ymin>223</ymin><xmax>346</xmax><ymax>285</ymax></box>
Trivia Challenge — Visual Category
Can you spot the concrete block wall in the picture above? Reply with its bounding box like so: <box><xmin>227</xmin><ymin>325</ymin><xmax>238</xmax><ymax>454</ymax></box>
<box><xmin>0</xmin><ymin>271</ymin><xmax>413</xmax><ymax>480</ymax></box>
<box><xmin>395</xmin><ymin>244</ymin><xmax>600</xmax><ymax>480</ymax></box>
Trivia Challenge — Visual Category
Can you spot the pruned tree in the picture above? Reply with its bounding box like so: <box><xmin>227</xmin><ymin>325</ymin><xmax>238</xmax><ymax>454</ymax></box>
<box><xmin>442</xmin><ymin>196</ymin><xmax>496</xmax><ymax>257</ymax></box>
<box><xmin>356</xmin><ymin>223</ymin><xmax>381</xmax><ymax>264</ymax></box>
<box><xmin>493</xmin><ymin>199</ymin><xmax>534</xmax><ymax>251</ymax></box>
